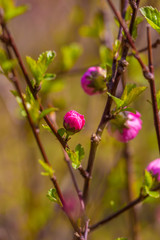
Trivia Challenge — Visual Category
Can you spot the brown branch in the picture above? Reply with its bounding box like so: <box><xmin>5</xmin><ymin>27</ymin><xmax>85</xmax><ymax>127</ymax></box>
<box><xmin>128</xmin><ymin>38</ymin><xmax>160</xmax><ymax>56</ymax></box>
<box><xmin>147</xmin><ymin>26</ymin><xmax>160</xmax><ymax>153</ymax></box>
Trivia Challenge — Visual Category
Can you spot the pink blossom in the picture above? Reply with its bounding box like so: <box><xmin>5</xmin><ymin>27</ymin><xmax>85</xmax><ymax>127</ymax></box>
<box><xmin>146</xmin><ymin>159</ymin><xmax>160</xmax><ymax>181</ymax></box>
<box><xmin>63</xmin><ymin>110</ymin><xmax>85</xmax><ymax>133</ymax></box>
<box><xmin>107</xmin><ymin>111</ymin><xmax>142</xmax><ymax>142</ymax></box>
<box><xmin>81</xmin><ymin>66</ymin><xmax>106</xmax><ymax>95</ymax></box>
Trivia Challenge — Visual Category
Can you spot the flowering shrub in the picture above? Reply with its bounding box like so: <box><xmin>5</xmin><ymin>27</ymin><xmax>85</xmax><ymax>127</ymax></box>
<box><xmin>0</xmin><ymin>1</ymin><xmax>160</xmax><ymax>240</ymax></box>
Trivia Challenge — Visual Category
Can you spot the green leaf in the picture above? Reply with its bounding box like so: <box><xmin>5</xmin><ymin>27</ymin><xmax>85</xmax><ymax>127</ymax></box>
<box><xmin>107</xmin><ymin>92</ymin><xmax>124</xmax><ymax>109</ymax></box>
<box><xmin>26</xmin><ymin>56</ymin><xmax>42</xmax><ymax>85</ymax></box>
<box><xmin>57</xmin><ymin>128</ymin><xmax>66</xmax><ymax>137</ymax></box>
<box><xmin>121</xmin><ymin>84</ymin><xmax>147</xmax><ymax>106</ymax></box>
<box><xmin>26</xmin><ymin>51</ymin><xmax>56</xmax><ymax>86</ymax></box>
<box><xmin>39</xmin><ymin>160</ymin><xmax>54</xmax><ymax>177</ymax></box>
<box><xmin>156</xmin><ymin>90</ymin><xmax>160</xmax><ymax>110</ymax></box>
<box><xmin>5</xmin><ymin>5</ymin><xmax>28</xmax><ymax>21</ymax></box>
<box><xmin>75</xmin><ymin>144</ymin><xmax>85</xmax><ymax>162</ymax></box>
<box><xmin>140</xmin><ymin>6</ymin><xmax>160</xmax><ymax>33</ymax></box>
<box><xmin>47</xmin><ymin>188</ymin><xmax>62</xmax><ymax>206</ymax></box>
<box><xmin>61</xmin><ymin>43</ymin><xmax>83</xmax><ymax>70</ymax></box>
<box><xmin>145</xmin><ymin>186</ymin><xmax>160</xmax><ymax>198</ymax></box>
<box><xmin>39</xmin><ymin>107</ymin><xmax>58</xmax><ymax>120</ymax></box>
<box><xmin>144</xmin><ymin>170</ymin><xmax>153</xmax><ymax>188</ymax></box>
<box><xmin>0</xmin><ymin>0</ymin><xmax>28</xmax><ymax>21</ymax></box>
<box><xmin>99</xmin><ymin>45</ymin><xmax>113</xmax><ymax>67</ymax></box>
<box><xmin>37</xmin><ymin>51</ymin><xmax>56</xmax><ymax>73</ymax></box>
<box><xmin>43</xmin><ymin>73</ymin><xmax>56</xmax><ymax>81</ymax></box>
<box><xmin>42</xmin><ymin>124</ymin><xmax>52</xmax><ymax>133</ymax></box>
<box><xmin>0</xmin><ymin>49</ymin><xmax>16</xmax><ymax>73</ymax></box>
<box><xmin>66</xmin><ymin>144</ymin><xmax>85</xmax><ymax>169</ymax></box>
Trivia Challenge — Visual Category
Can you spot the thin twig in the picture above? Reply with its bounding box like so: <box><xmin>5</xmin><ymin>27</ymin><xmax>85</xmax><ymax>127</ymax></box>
<box><xmin>147</xmin><ymin>26</ymin><xmax>160</xmax><ymax>153</ymax></box>
<box><xmin>128</xmin><ymin>38</ymin><xmax>160</xmax><ymax>56</ymax></box>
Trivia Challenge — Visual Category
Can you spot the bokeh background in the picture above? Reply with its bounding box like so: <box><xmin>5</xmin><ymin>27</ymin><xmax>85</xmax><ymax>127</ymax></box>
<box><xmin>0</xmin><ymin>0</ymin><xmax>160</xmax><ymax>239</ymax></box>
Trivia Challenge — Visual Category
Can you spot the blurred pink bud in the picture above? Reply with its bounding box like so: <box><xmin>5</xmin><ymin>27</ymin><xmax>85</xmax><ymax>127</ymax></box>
<box><xmin>63</xmin><ymin>193</ymin><xmax>81</xmax><ymax>220</ymax></box>
<box><xmin>146</xmin><ymin>158</ymin><xmax>160</xmax><ymax>181</ymax></box>
<box><xmin>107</xmin><ymin>111</ymin><xmax>142</xmax><ymax>142</ymax></box>
<box><xmin>81</xmin><ymin>66</ymin><xmax>106</xmax><ymax>95</ymax></box>
<box><xmin>63</xmin><ymin>110</ymin><xmax>85</xmax><ymax>133</ymax></box>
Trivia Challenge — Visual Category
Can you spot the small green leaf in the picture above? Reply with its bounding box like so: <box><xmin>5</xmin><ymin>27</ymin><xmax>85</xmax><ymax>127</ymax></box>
<box><xmin>0</xmin><ymin>0</ymin><xmax>28</xmax><ymax>21</ymax></box>
<box><xmin>43</xmin><ymin>73</ymin><xmax>56</xmax><ymax>81</ymax></box>
<box><xmin>47</xmin><ymin>188</ymin><xmax>62</xmax><ymax>206</ymax></box>
<box><xmin>39</xmin><ymin>107</ymin><xmax>58</xmax><ymax>120</ymax></box>
<box><xmin>99</xmin><ymin>45</ymin><xmax>113</xmax><ymax>67</ymax></box>
<box><xmin>145</xmin><ymin>186</ymin><xmax>160</xmax><ymax>198</ymax></box>
<box><xmin>5</xmin><ymin>5</ymin><xmax>28</xmax><ymax>21</ymax></box>
<box><xmin>144</xmin><ymin>170</ymin><xmax>153</xmax><ymax>188</ymax></box>
<box><xmin>113</xmin><ymin>39</ymin><xmax>121</xmax><ymax>53</ymax></box>
<box><xmin>107</xmin><ymin>92</ymin><xmax>124</xmax><ymax>109</ymax></box>
<box><xmin>58</xmin><ymin>128</ymin><xmax>66</xmax><ymax>137</ymax></box>
<box><xmin>156</xmin><ymin>90</ymin><xmax>160</xmax><ymax>110</ymax></box>
<box><xmin>26</xmin><ymin>56</ymin><xmax>42</xmax><ymax>85</ymax></box>
<box><xmin>121</xmin><ymin>84</ymin><xmax>147</xmax><ymax>106</ymax></box>
<box><xmin>0</xmin><ymin>49</ymin><xmax>16</xmax><ymax>73</ymax></box>
<box><xmin>61</xmin><ymin>43</ymin><xmax>83</xmax><ymax>70</ymax></box>
<box><xmin>42</xmin><ymin>124</ymin><xmax>52</xmax><ymax>133</ymax></box>
<box><xmin>38</xmin><ymin>51</ymin><xmax>56</xmax><ymax>73</ymax></box>
<box><xmin>75</xmin><ymin>144</ymin><xmax>85</xmax><ymax>161</ymax></box>
<box><xmin>26</xmin><ymin>51</ymin><xmax>56</xmax><ymax>86</ymax></box>
<box><xmin>66</xmin><ymin>145</ymin><xmax>84</xmax><ymax>169</ymax></box>
<box><xmin>140</xmin><ymin>6</ymin><xmax>160</xmax><ymax>33</ymax></box>
<box><xmin>39</xmin><ymin>159</ymin><xmax>54</xmax><ymax>177</ymax></box>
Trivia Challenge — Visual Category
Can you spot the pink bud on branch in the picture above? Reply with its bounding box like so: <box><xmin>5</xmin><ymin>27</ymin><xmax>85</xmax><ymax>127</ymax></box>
<box><xmin>146</xmin><ymin>158</ymin><xmax>160</xmax><ymax>181</ymax></box>
<box><xmin>81</xmin><ymin>66</ymin><xmax>106</xmax><ymax>95</ymax></box>
<box><xmin>63</xmin><ymin>110</ymin><xmax>85</xmax><ymax>134</ymax></box>
<box><xmin>107</xmin><ymin>111</ymin><xmax>142</xmax><ymax>142</ymax></box>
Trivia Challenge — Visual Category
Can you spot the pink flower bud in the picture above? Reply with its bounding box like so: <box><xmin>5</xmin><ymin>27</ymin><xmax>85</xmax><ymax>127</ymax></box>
<box><xmin>146</xmin><ymin>159</ymin><xmax>160</xmax><ymax>181</ymax></box>
<box><xmin>107</xmin><ymin>111</ymin><xmax>142</xmax><ymax>142</ymax></box>
<box><xmin>63</xmin><ymin>110</ymin><xmax>85</xmax><ymax>133</ymax></box>
<box><xmin>81</xmin><ymin>66</ymin><xmax>106</xmax><ymax>95</ymax></box>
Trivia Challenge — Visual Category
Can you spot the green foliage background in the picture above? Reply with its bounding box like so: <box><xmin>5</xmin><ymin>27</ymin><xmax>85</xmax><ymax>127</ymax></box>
<box><xmin>0</xmin><ymin>0</ymin><xmax>160</xmax><ymax>239</ymax></box>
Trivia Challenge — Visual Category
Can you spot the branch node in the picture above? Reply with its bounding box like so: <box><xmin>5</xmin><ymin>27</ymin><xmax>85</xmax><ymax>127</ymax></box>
<box><xmin>91</xmin><ymin>133</ymin><xmax>101</xmax><ymax>144</ymax></box>
<box><xmin>117</xmin><ymin>59</ymin><xmax>129</xmax><ymax>74</ymax></box>
<box><xmin>129</xmin><ymin>0</ymin><xmax>137</xmax><ymax>10</ymax></box>
<box><xmin>143</xmin><ymin>70</ymin><xmax>154</xmax><ymax>81</ymax></box>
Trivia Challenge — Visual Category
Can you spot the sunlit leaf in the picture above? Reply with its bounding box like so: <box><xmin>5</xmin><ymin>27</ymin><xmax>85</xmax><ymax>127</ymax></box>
<box><xmin>140</xmin><ymin>6</ymin><xmax>160</xmax><ymax>33</ymax></box>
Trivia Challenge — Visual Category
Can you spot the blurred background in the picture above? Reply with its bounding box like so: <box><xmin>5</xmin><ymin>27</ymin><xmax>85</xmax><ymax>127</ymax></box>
<box><xmin>0</xmin><ymin>0</ymin><xmax>160</xmax><ymax>239</ymax></box>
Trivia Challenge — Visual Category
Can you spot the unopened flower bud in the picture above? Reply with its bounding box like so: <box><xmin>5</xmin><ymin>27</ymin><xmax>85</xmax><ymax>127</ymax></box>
<box><xmin>81</xmin><ymin>66</ymin><xmax>106</xmax><ymax>95</ymax></box>
<box><xmin>107</xmin><ymin>111</ymin><xmax>142</xmax><ymax>142</ymax></box>
<box><xmin>63</xmin><ymin>110</ymin><xmax>85</xmax><ymax>133</ymax></box>
<box><xmin>146</xmin><ymin>159</ymin><xmax>160</xmax><ymax>181</ymax></box>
